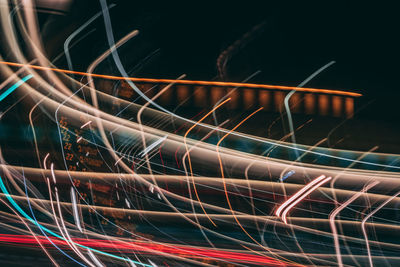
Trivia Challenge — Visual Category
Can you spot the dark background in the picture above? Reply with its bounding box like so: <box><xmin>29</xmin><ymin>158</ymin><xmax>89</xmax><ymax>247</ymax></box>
<box><xmin>42</xmin><ymin>1</ymin><xmax>400</xmax><ymax>122</ymax></box>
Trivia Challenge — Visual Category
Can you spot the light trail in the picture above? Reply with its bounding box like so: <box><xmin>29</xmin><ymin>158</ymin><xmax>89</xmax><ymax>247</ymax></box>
<box><xmin>280</xmin><ymin>176</ymin><xmax>332</xmax><ymax>224</ymax></box>
<box><xmin>0</xmin><ymin>61</ymin><xmax>362</xmax><ymax>96</ymax></box>
<box><xmin>138</xmin><ymin>135</ymin><xmax>168</xmax><ymax>158</ymax></box>
<box><xmin>80</xmin><ymin>120</ymin><xmax>92</xmax><ymax>129</ymax></box>
<box><xmin>361</xmin><ymin>190</ymin><xmax>400</xmax><ymax>267</ymax></box>
<box><xmin>70</xmin><ymin>187</ymin><xmax>83</xmax><ymax>233</ymax></box>
<box><xmin>330</xmin><ymin>181</ymin><xmax>379</xmax><ymax>267</ymax></box>
<box><xmin>0</xmin><ymin>176</ymin><xmax>152</xmax><ymax>267</ymax></box>
<box><xmin>281</xmin><ymin>170</ymin><xmax>296</xmax><ymax>181</ymax></box>
<box><xmin>183</xmin><ymin>97</ymin><xmax>231</xmax><ymax>227</ymax></box>
<box><xmin>214</xmin><ymin>107</ymin><xmax>293</xmax><ymax>262</ymax></box>
<box><xmin>0</xmin><ymin>3</ymin><xmax>399</xmax><ymax>266</ymax></box>
<box><xmin>276</xmin><ymin>175</ymin><xmax>327</xmax><ymax>218</ymax></box>
<box><xmin>0</xmin><ymin>234</ymin><xmax>291</xmax><ymax>265</ymax></box>
<box><xmin>0</xmin><ymin>74</ymin><xmax>33</xmax><ymax>102</ymax></box>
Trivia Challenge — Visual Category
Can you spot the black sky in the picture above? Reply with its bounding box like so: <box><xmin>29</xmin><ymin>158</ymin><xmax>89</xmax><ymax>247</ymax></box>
<box><xmin>44</xmin><ymin>1</ymin><xmax>400</xmax><ymax>121</ymax></box>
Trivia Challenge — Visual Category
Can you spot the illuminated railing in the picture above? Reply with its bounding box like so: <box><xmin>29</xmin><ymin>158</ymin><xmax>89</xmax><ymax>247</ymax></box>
<box><xmin>126</xmin><ymin>82</ymin><xmax>358</xmax><ymax>118</ymax></box>
<box><xmin>0</xmin><ymin>61</ymin><xmax>360</xmax><ymax>118</ymax></box>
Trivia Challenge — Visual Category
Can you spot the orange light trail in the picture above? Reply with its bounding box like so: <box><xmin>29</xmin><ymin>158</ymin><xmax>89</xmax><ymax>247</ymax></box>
<box><xmin>215</xmin><ymin>109</ymin><xmax>267</xmax><ymax>247</ymax></box>
<box><xmin>214</xmin><ymin>106</ymin><xmax>305</xmax><ymax>266</ymax></box>
<box><xmin>183</xmin><ymin>97</ymin><xmax>231</xmax><ymax>227</ymax></box>
<box><xmin>0</xmin><ymin>61</ymin><xmax>362</xmax><ymax>97</ymax></box>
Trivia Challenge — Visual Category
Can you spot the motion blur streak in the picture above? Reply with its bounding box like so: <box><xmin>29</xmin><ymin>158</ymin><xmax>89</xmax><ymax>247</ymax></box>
<box><xmin>0</xmin><ymin>234</ymin><xmax>290</xmax><ymax>266</ymax></box>
<box><xmin>280</xmin><ymin>176</ymin><xmax>332</xmax><ymax>224</ymax></box>
<box><xmin>0</xmin><ymin>61</ymin><xmax>362</xmax><ymax>96</ymax></box>
<box><xmin>0</xmin><ymin>2</ymin><xmax>399</xmax><ymax>266</ymax></box>
<box><xmin>361</xmin><ymin>190</ymin><xmax>400</xmax><ymax>267</ymax></box>
<box><xmin>183</xmin><ymin>97</ymin><xmax>231</xmax><ymax>227</ymax></box>
<box><xmin>330</xmin><ymin>181</ymin><xmax>379</xmax><ymax>267</ymax></box>
<box><xmin>0</xmin><ymin>176</ymin><xmax>152</xmax><ymax>267</ymax></box>
<box><xmin>275</xmin><ymin>175</ymin><xmax>327</xmax><ymax>217</ymax></box>
<box><xmin>0</xmin><ymin>74</ymin><xmax>33</xmax><ymax>101</ymax></box>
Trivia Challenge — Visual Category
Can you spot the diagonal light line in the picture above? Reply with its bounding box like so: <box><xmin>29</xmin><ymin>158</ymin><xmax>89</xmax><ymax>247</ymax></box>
<box><xmin>281</xmin><ymin>176</ymin><xmax>332</xmax><ymax>224</ymax></box>
<box><xmin>275</xmin><ymin>175</ymin><xmax>326</xmax><ymax>217</ymax></box>
<box><xmin>138</xmin><ymin>135</ymin><xmax>168</xmax><ymax>158</ymax></box>
<box><xmin>0</xmin><ymin>74</ymin><xmax>33</xmax><ymax>102</ymax></box>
